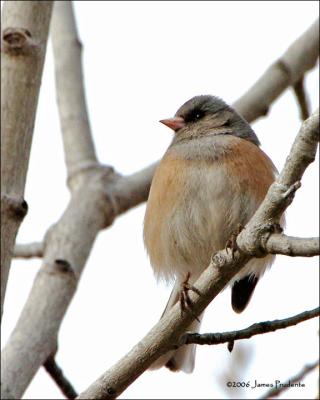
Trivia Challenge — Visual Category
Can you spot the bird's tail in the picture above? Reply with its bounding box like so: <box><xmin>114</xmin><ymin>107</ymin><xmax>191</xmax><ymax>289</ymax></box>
<box><xmin>149</xmin><ymin>279</ymin><xmax>203</xmax><ymax>373</ymax></box>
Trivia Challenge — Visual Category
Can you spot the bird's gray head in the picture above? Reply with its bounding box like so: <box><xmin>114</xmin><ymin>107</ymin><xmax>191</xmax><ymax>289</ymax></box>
<box><xmin>160</xmin><ymin>95</ymin><xmax>260</xmax><ymax>146</ymax></box>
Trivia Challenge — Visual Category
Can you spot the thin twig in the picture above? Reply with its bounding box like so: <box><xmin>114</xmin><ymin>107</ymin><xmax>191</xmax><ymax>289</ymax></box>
<box><xmin>181</xmin><ymin>307</ymin><xmax>319</xmax><ymax>346</ymax></box>
<box><xmin>44</xmin><ymin>356</ymin><xmax>78</xmax><ymax>400</ymax></box>
<box><xmin>260</xmin><ymin>360</ymin><xmax>319</xmax><ymax>399</ymax></box>
<box><xmin>293</xmin><ymin>77</ymin><xmax>310</xmax><ymax>120</ymax></box>
<box><xmin>13</xmin><ymin>242</ymin><xmax>44</xmax><ymax>258</ymax></box>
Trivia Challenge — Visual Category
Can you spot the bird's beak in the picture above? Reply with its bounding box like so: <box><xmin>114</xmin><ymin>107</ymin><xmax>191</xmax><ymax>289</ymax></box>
<box><xmin>159</xmin><ymin>117</ymin><xmax>186</xmax><ymax>131</ymax></box>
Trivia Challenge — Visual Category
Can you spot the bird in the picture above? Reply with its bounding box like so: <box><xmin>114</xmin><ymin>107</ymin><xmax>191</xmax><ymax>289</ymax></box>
<box><xmin>143</xmin><ymin>95</ymin><xmax>281</xmax><ymax>373</ymax></box>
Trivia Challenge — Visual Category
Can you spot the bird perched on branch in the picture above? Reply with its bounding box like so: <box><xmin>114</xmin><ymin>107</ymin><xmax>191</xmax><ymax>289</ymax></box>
<box><xmin>144</xmin><ymin>95</ymin><xmax>280</xmax><ymax>373</ymax></box>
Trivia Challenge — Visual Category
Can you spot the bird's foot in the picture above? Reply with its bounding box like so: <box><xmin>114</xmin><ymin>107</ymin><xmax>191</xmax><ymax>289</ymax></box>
<box><xmin>179</xmin><ymin>272</ymin><xmax>202</xmax><ymax>322</ymax></box>
<box><xmin>225</xmin><ymin>223</ymin><xmax>244</xmax><ymax>259</ymax></box>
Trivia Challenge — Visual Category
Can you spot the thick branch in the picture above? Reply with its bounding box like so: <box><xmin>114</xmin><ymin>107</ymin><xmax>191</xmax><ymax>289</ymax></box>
<box><xmin>13</xmin><ymin>242</ymin><xmax>44</xmax><ymax>258</ymax></box>
<box><xmin>0</xmin><ymin>0</ymin><xmax>53</xmax><ymax>320</ymax></box>
<box><xmin>77</xmin><ymin>113</ymin><xmax>319</xmax><ymax>399</ymax></box>
<box><xmin>260</xmin><ymin>360</ymin><xmax>319</xmax><ymax>399</ymax></box>
<box><xmin>112</xmin><ymin>163</ymin><xmax>157</xmax><ymax>214</ymax></box>
<box><xmin>181</xmin><ymin>307</ymin><xmax>319</xmax><ymax>346</ymax></box>
<box><xmin>51</xmin><ymin>1</ymin><xmax>97</xmax><ymax>179</ymax></box>
<box><xmin>233</xmin><ymin>19</ymin><xmax>319</xmax><ymax>122</ymax></box>
<box><xmin>1</xmin><ymin>2</ymin><xmax>109</xmax><ymax>399</ymax></box>
<box><xmin>265</xmin><ymin>234</ymin><xmax>319</xmax><ymax>257</ymax></box>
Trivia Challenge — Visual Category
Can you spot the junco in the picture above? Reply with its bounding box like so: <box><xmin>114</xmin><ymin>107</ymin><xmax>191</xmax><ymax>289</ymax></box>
<box><xmin>144</xmin><ymin>95</ymin><xmax>280</xmax><ymax>373</ymax></box>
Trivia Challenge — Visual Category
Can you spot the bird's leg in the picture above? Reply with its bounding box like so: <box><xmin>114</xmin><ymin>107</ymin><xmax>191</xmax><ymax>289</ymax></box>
<box><xmin>179</xmin><ymin>272</ymin><xmax>201</xmax><ymax>322</ymax></box>
<box><xmin>225</xmin><ymin>223</ymin><xmax>244</xmax><ymax>259</ymax></box>
<box><xmin>182</xmin><ymin>272</ymin><xmax>202</xmax><ymax>297</ymax></box>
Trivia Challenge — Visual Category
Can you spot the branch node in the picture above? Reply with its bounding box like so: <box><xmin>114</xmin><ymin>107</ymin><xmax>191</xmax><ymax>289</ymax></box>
<box><xmin>1</xmin><ymin>195</ymin><xmax>28</xmax><ymax>220</ymax></box>
<box><xmin>67</xmin><ymin>162</ymin><xmax>113</xmax><ymax>188</ymax></box>
<box><xmin>227</xmin><ymin>340</ymin><xmax>234</xmax><ymax>353</ymax></box>
<box><xmin>275</xmin><ymin>59</ymin><xmax>292</xmax><ymax>84</ymax></box>
<box><xmin>260</xmin><ymin>222</ymin><xmax>283</xmax><ymax>250</ymax></box>
<box><xmin>107</xmin><ymin>386</ymin><xmax>116</xmax><ymax>396</ymax></box>
<box><xmin>103</xmin><ymin>194</ymin><xmax>118</xmax><ymax>227</ymax></box>
<box><xmin>282</xmin><ymin>180</ymin><xmax>301</xmax><ymax>199</ymax></box>
<box><xmin>54</xmin><ymin>259</ymin><xmax>74</xmax><ymax>274</ymax></box>
<box><xmin>211</xmin><ymin>251</ymin><xmax>226</xmax><ymax>267</ymax></box>
<box><xmin>2</xmin><ymin>27</ymin><xmax>37</xmax><ymax>56</ymax></box>
<box><xmin>260</xmin><ymin>106</ymin><xmax>269</xmax><ymax>117</ymax></box>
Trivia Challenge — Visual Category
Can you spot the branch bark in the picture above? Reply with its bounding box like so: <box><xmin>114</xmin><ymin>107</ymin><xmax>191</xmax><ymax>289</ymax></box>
<box><xmin>77</xmin><ymin>110</ymin><xmax>319</xmax><ymax>399</ymax></box>
<box><xmin>13</xmin><ymin>242</ymin><xmax>44</xmax><ymax>258</ymax></box>
<box><xmin>0</xmin><ymin>0</ymin><xmax>53</xmax><ymax>320</ymax></box>
<box><xmin>181</xmin><ymin>307</ymin><xmax>319</xmax><ymax>346</ymax></box>
<box><xmin>1</xmin><ymin>6</ymin><xmax>318</xmax><ymax>400</ymax></box>
<box><xmin>112</xmin><ymin>163</ymin><xmax>157</xmax><ymax>215</ymax></box>
<box><xmin>264</xmin><ymin>235</ymin><xmax>319</xmax><ymax>257</ymax></box>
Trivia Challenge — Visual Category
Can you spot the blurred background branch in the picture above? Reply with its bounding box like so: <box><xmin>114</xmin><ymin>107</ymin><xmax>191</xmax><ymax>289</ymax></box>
<box><xmin>260</xmin><ymin>360</ymin><xmax>319</xmax><ymax>399</ymax></box>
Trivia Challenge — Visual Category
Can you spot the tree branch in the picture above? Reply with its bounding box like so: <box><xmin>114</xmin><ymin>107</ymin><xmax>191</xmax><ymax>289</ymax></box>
<box><xmin>260</xmin><ymin>360</ymin><xmax>319</xmax><ymax>399</ymax></box>
<box><xmin>181</xmin><ymin>307</ymin><xmax>319</xmax><ymax>346</ymax></box>
<box><xmin>265</xmin><ymin>234</ymin><xmax>319</xmax><ymax>257</ymax></box>
<box><xmin>112</xmin><ymin>163</ymin><xmax>157</xmax><ymax>215</ymax></box>
<box><xmin>44</xmin><ymin>356</ymin><xmax>78</xmax><ymax>400</ymax></box>
<box><xmin>1</xmin><ymin>0</ymin><xmax>53</xmax><ymax>320</ymax></box>
<box><xmin>293</xmin><ymin>77</ymin><xmax>310</xmax><ymax>120</ymax></box>
<box><xmin>233</xmin><ymin>18</ymin><xmax>319</xmax><ymax>122</ymax></box>
<box><xmin>77</xmin><ymin>112</ymin><xmax>319</xmax><ymax>399</ymax></box>
<box><xmin>13</xmin><ymin>242</ymin><xmax>44</xmax><ymax>258</ymax></box>
<box><xmin>281</xmin><ymin>109</ymin><xmax>319</xmax><ymax>187</ymax></box>
<box><xmin>51</xmin><ymin>2</ymin><xmax>97</xmax><ymax>180</ymax></box>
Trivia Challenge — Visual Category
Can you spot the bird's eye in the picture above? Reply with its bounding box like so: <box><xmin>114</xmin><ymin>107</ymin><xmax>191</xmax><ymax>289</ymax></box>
<box><xmin>185</xmin><ymin>109</ymin><xmax>205</xmax><ymax>123</ymax></box>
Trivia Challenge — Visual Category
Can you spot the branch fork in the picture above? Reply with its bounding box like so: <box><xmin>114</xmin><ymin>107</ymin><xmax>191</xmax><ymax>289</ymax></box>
<box><xmin>1</xmin><ymin>27</ymin><xmax>38</xmax><ymax>56</ymax></box>
<box><xmin>1</xmin><ymin>195</ymin><xmax>28</xmax><ymax>220</ymax></box>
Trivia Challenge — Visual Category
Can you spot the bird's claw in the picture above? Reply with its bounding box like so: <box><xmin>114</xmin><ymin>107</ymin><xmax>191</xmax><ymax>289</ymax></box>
<box><xmin>179</xmin><ymin>272</ymin><xmax>201</xmax><ymax>322</ymax></box>
<box><xmin>225</xmin><ymin>224</ymin><xmax>244</xmax><ymax>259</ymax></box>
